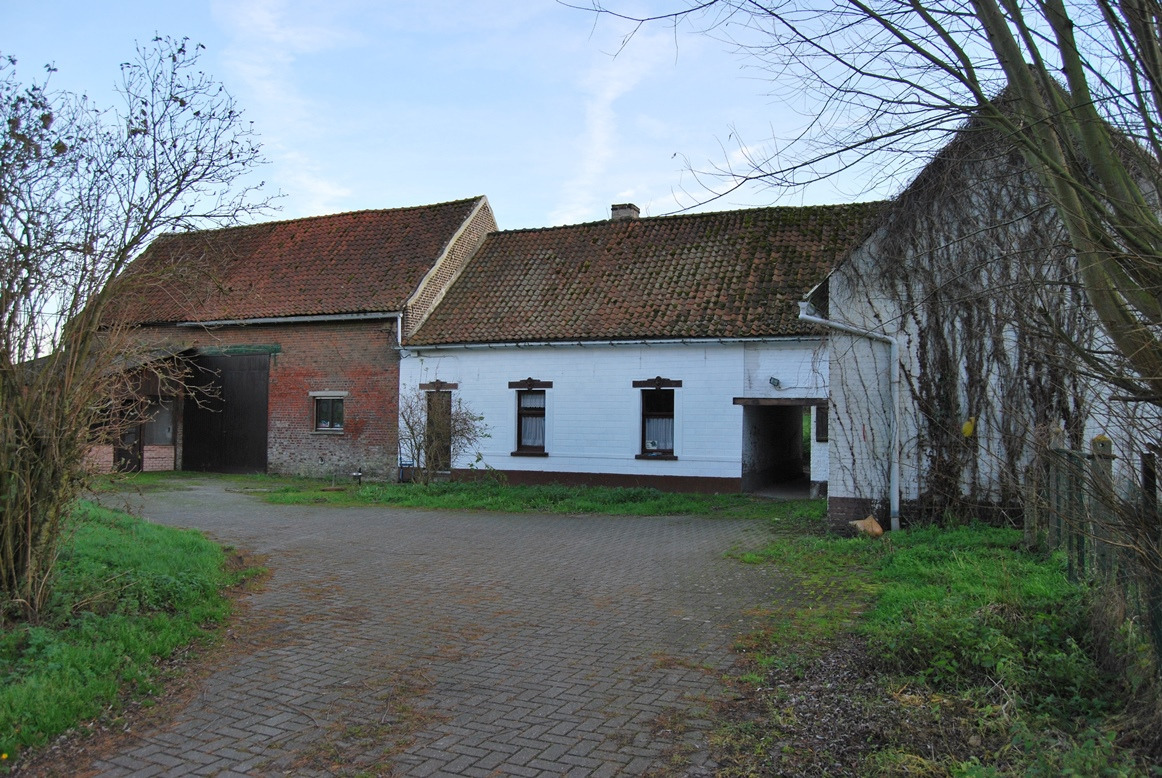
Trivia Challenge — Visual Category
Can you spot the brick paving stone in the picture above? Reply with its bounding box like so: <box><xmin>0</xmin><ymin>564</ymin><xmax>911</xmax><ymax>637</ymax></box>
<box><xmin>58</xmin><ymin>479</ymin><xmax>792</xmax><ymax>776</ymax></box>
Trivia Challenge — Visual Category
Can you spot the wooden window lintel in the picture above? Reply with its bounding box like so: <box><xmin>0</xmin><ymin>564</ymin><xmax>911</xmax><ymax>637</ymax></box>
<box><xmin>507</xmin><ymin>377</ymin><xmax>554</xmax><ymax>390</ymax></box>
<box><xmin>632</xmin><ymin>376</ymin><xmax>683</xmax><ymax>389</ymax></box>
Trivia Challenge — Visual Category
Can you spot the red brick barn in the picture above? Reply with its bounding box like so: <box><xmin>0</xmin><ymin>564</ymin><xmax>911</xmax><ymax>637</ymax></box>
<box><xmin>105</xmin><ymin>197</ymin><xmax>496</xmax><ymax>478</ymax></box>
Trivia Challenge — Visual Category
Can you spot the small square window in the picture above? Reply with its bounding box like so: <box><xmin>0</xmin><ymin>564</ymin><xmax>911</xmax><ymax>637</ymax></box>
<box><xmin>315</xmin><ymin>397</ymin><xmax>344</xmax><ymax>431</ymax></box>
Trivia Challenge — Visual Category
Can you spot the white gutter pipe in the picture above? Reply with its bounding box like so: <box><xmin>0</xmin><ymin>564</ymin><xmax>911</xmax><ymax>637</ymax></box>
<box><xmin>399</xmin><ymin>335</ymin><xmax>824</xmax><ymax>355</ymax></box>
<box><xmin>798</xmin><ymin>301</ymin><xmax>901</xmax><ymax>531</ymax></box>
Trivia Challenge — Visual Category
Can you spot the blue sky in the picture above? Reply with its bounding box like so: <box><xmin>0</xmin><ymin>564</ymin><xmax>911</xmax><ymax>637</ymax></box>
<box><xmin>6</xmin><ymin>0</ymin><xmax>895</xmax><ymax>230</ymax></box>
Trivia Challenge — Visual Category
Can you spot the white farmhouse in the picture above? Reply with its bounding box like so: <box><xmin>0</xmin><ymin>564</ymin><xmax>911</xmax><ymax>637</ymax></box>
<box><xmin>400</xmin><ymin>202</ymin><xmax>881</xmax><ymax>493</ymax></box>
<box><xmin>809</xmin><ymin>116</ymin><xmax>1160</xmax><ymax>528</ymax></box>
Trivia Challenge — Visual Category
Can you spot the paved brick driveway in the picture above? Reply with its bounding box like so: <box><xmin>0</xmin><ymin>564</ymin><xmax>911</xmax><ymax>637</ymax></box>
<box><xmin>86</xmin><ymin>481</ymin><xmax>782</xmax><ymax>777</ymax></box>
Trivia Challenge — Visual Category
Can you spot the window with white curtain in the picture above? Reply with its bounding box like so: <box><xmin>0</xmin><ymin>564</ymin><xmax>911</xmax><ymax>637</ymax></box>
<box><xmin>516</xmin><ymin>390</ymin><xmax>546</xmax><ymax>453</ymax></box>
<box><xmin>641</xmin><ymin>389</ymin><xmax>675</xmax><ymax>455</ymax></box>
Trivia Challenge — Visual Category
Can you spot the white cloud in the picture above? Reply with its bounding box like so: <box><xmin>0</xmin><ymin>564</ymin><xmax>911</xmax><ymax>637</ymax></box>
<box><xmin>276</xmin><ymin>150</ymin><xmax>353</xmax><ymax>217</ymax></box>
<box><xmin>211</xmin><ymin>0</ymin><xmax>361</xmax><ymax>211</ymax></box>
<box><xmin>549</xmin><ymin>29</ymin><xmax>674</xmax><ymax>226</ymax></box>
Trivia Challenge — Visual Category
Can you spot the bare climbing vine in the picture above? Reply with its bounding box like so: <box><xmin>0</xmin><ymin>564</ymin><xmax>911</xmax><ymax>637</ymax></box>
<box><xmin>831</xmin><ymin>119</ymin><xmax>1100</xmax><ymax>522</ymax></box>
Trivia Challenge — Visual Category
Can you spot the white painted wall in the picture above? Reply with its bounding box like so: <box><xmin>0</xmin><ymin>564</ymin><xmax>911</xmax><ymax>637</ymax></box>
<box><xmin>399</xmin><ymin>338</ymin><xmax>828</xmax><ymax>484</ymax></box>
<box><xmin>826</xmin><ymin>213</ymin><xmax>1156</xmax><ymax>512</ymax></box>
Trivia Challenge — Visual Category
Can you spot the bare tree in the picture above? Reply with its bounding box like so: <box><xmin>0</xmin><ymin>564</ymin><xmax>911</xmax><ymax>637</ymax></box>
<box><xmin>0</xmin><ymin>37</ymin><xmax>268</xmax><ymax>620</ymax></box>
<box><xmin>397</xmin><ymin>387</ymin><xmax>489</xmax><ymax>485</ymax></box>
<box><xmin>582</xmin><ymin>0</ymin><xmax>1162</xmax><ymax>739</ymax></box>
<box><xmin>585</xmin><ymin>0</ymin><xmax>1162</xmax><ymax>405</ymax></box>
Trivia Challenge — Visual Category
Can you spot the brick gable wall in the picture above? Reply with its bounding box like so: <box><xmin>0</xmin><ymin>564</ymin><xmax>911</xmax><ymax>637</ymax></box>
<box><xmin>136</xmin><ymin>320</ymin><xmax>400</xmax><ymax>479</ymax></box>
<box><xmin>404</xmin><ymin>199</ymin><xmax>497</xmax><ymax>337</ymax></box>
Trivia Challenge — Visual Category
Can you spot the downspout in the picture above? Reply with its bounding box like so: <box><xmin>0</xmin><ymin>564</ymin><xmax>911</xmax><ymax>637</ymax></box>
<box><xmin>798</xmin><ymin>301</ymin><xmax>901</xmax><ymax>531</ymax></box>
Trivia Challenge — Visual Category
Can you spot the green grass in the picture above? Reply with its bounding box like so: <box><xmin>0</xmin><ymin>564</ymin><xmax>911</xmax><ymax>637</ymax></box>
<box><xmin>122</xmin><ymin>471</ymin><xmax>820</xmax><ymax>520</ymax></box>
<box><xmin>727</xmin><ymin>523</ymin><xmax>1153</xmax><ymax>775</ymax></box>
<box><xmin>113</xmin><ymin>471</ymin><xmax>827</xmax><ymax>524</ymax></box>
<box><xmin>340</xmin><ymin>481</ymin><xmax>824</xmax><ymax>521</ymax></box>
<box><xmin>864</xmin><ymin>526</ymin><xmax>1101</xmax><ymax>709</ymax></box>
<box><xmin>0</xmin><ymin>501</ymin><xmax>247</xmax><ymax>765</ymax></box>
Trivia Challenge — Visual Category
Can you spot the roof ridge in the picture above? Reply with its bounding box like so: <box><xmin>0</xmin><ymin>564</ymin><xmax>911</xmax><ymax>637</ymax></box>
<box><xmin>489</xmin><ymin>200</ymin><xmax>888</xmax><ymax>237</ymax></box>
<box><xmin>154</xmin><ymin>195</ymin><xmax>486</xmax><ymax>240</ymax></box>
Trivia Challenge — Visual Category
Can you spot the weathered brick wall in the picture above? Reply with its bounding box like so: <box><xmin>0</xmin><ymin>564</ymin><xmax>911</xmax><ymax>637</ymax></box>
<box><xmin>404</xmin><ymin>199</ymin><xmax>496</xmax><ymax>337</ymax></box>
<box><xmin>142</xmin><ymin>445</ymin><xmax>176</xmax><ymax>472</ymax></box>
<box><xmin>84</xmin><ymin>445</ymin><xmax>114</xmax><ymax>474</ymax></box>
<box><xmin>135</xmin><ymin>320</ymin><xmax>400</xmax><ymax>479</ymax></box>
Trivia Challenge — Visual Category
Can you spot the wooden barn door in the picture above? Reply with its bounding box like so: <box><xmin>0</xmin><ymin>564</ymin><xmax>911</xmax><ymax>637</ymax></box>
<box><xmin>183</xmin><ymin>354</ymin><xmax>269</xmax><ymax>473</ymax></box>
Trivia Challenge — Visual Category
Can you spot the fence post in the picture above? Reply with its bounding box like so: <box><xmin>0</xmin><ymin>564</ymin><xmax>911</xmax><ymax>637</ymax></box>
<box><xmin>1090</xmin><ymin>436</ymin><xmax>1115</xmax><ymax>580</ymax></box>
<box><xmin>1049</xmin><ymin>449</ymin><xmax>1064</xmax><ymax>549</ymax></box>
<box><xmin>1072</xmin><ymin>450</ymin><xmax>1087</xmax><ymax>581</ymax></box>
<box><xmin>1024</xmin><ymin>462</ymin><xmax>1040</xmax><ymax>549</ymax></box>
<box><xmin>1143</xmin><ymin>449</ymin><xmax>1157</xmax><ymax>519</ymax></box>
<box><xmin>1051</xmin><ymin>448</ymin><xmax>1084</xmax><ymax>582</ymax></box>
<box><xmin>1143</xmin><ymin>447</ymin><xmax>1162</xmax><ymax>678</ymax></box>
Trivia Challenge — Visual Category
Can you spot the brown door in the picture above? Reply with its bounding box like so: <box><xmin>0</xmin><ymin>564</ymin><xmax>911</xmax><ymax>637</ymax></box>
<box><xmin>425</xmin><ymin>390</ymin><xmax>452</xmax><ymax>472</ymax></box>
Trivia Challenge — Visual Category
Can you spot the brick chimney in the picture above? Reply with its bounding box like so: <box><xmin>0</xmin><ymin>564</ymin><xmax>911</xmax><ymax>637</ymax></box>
<box><xmin>611</xmin><ymin>203</ymin><xmax>640</xmax><ymax>220</ymax></box>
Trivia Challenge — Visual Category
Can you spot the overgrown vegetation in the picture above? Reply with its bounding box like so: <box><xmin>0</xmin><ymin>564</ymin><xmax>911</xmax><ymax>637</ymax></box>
<box><xmin>721</xmin><ymin>522</ymin><xmax>1156</xmax><ymax>775</ymax></box>
<box><xmin>0</xmin><ymin>501</ymin><xmax>247</xmax><ymax>765</ymax></box>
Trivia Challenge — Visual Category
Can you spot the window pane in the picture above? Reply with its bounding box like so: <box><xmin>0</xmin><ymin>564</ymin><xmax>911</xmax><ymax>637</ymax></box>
<box><xmin>641</xmin><ymin>388</ymin><xmax>675</xmax><ymax>453</ymax></box>
<box><xmin>316</xmin><ymin>398</ymin><xmax>344</xmax><ymax>430</ymax></box>
<box><xmin>642</xmin><ymin>389</ymin><xmax>673</xmax><ymax>414</ymax></box>
<box><xmin>520</xmin><ymin>416</ymin><xmax>545</xmax><ymax>447</ymax></box>
<box><xmin>644</xmin><ymin>416</ymin><xmax>674</xmax><ymax>451</ymax></box>
<box><xmin>142</xmin><ymin>399</ymin><xmax>174</xmax><ymax>445</ymax></box>
<box><xmin>519</xmin><ymin>391</ymin><xmax>546</xmax><ymax>409</ymax></box>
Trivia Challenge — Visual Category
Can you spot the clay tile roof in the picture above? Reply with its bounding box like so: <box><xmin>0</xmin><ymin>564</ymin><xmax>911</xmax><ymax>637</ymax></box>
<box><xmin>407</xmin><ymin>202</ymin><xmax>884</xmax><ymax>345</ymax></box>
<box><xmin>110</xmin><ymin>197</ymin><xmax>486</xmax><ymax>324</ymax></box>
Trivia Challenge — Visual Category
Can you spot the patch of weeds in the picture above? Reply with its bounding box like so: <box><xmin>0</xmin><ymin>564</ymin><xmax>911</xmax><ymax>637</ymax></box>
<box><xmin>714</xmin><ymin>523</ymin><xmax>1158</xmax><ymax>776</ymax></box>
<box><xmin>289</xmin><ymin>667</ymin><xmax>445</xmax><ymax>776</ymax></box>
<box><xmin>734</xmin><ymin>671</ymin><xmax>765</xmax><ymax>686</ymax></box>
<box><xmin>106</xmin><ymin>471</ymin><xmax>832</xmax><ymax>524</ymax></box>
<box><xmin>728</xmin><ymin>535</ymin><xmax>880</xmax><ymax>675</ymax></box>
<box><xmin>649</xmin><ymin>707</ymin><xmax>690</xmax><ymax>738</ymax></box>
<box><xmin>645</xmin><ymin>705</ymin><xmax>706</xmax><ymax>774</ymax></box>
<box><xmin>651</xmin><ymin>652</ymin><xmax>706</xmax><ymax>672</ymax></box>
<box><xmin>863</xmin><ymin>748</ymin><xmax>947</xmax><ymax>776</ymax></box>
<box><xmin>88</xmin><ymin>469</ymin><xmax>209</xmax><ymax>493</ymax></box>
